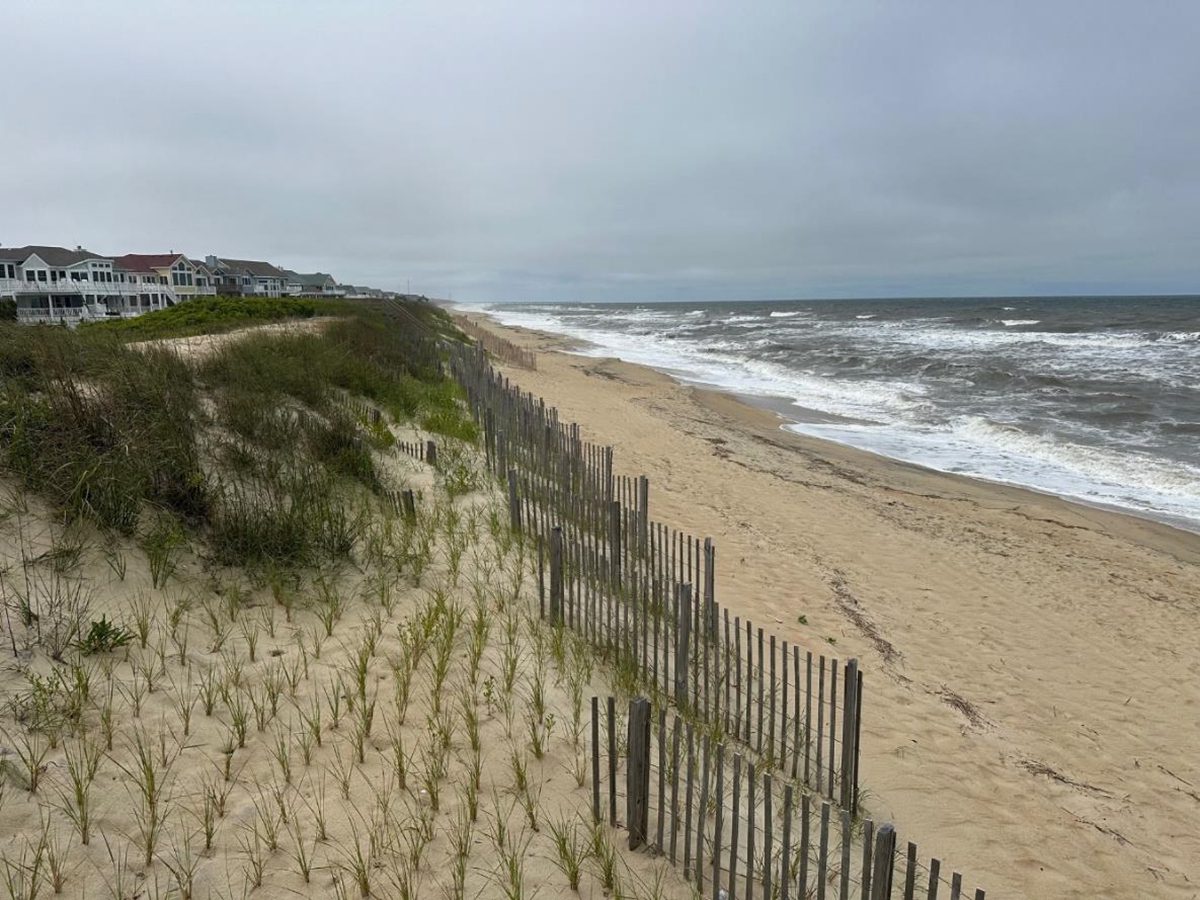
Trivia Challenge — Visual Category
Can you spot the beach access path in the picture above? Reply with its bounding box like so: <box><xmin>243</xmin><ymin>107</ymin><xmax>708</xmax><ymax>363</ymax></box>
<box><xmin>460</xmin><ymin>311</ymin><xmax>1200</xmax><ymax>900</ymax></box>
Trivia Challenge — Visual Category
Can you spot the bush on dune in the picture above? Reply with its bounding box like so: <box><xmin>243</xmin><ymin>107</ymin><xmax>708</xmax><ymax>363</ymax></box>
<box><xmin>0</xmin><ymin>331</ymin><xmax>206</xmax><ymax>532</ymax></box>
<box><xmin>81</xmin><ymin>296</ymin><xmax>341</xmax><ymax>340</ymax></box>
<box><xmin>0</xmin><ymin>299</ymin><xmax>476</xmax><ymax>565</ymax></box>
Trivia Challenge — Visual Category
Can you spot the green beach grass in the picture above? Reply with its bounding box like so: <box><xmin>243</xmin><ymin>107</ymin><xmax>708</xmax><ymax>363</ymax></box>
<box><xmin>0</xmin><ymin>299</ymin><xmax>474</xmax><ymax>562</ymax></box>
<box><xmin>80</xmin><ymin>296</ymin><xmax>340</xmax><ymax>340</ymax></box>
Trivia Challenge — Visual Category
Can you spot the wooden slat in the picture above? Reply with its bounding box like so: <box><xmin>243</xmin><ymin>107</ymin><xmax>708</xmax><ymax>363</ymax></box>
<box><xmin>626</xmin><ymin>697</ymin><xmax>651</xmax><ymax>850</ymax></box>
<box><xmin>591</xmin><ymin>696</ymin><xmax>600</xmax><ymax>822</ymax></box>
<box><xmin>729</xmin><ymin>754</ymin><xmax>742</xmax><ymax>894</ymax></box>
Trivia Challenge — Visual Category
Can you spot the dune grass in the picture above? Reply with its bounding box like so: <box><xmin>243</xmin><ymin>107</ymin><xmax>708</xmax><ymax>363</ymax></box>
<box><xmin>0</xmin><ymin>295</ymin><xmax>702</xmax><ymax>899</ymax></box>
<box><xmin>0</xmin><ymin>300</ymin><xmax>474</xmax><ymax>565</ymax></box>
<box><xmin>80</xmin><ymin>296</ymin><xmax>340</xmax><ymax>340</ymax></box>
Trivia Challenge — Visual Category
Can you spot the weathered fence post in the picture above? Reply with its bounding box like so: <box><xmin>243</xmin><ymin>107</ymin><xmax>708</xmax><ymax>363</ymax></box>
<box><xmin>703</xmin><ymin>538</ymin><xmax>716</xmax><ymax>638</ymax></box>
<box><xmin>537</xmin><ymin>537</ymin><xmax>545</xmax><ymax>620</ymax></box>
<box><xmin>781</xmin><ymin>784</ymin><xmax>794</xmax><ymax>900</ymax></box>
<box><xmin>550</xmin><ymin>526</ymin><xmax>564</xmax><ymax>625</ymax></box>
<box><xmin>637</xmin><ymin>475</ymin><xmax>649</xmax><ymax>555</ymax></box>
<box><xmin>400</xmin><ymin>489</ymin><xmax>416</xmax><ymax>523</ymax></box>
<box><xmin>507</xmin><ymin>469</ymin><xmax>521</xmax><ymax>533</ymax></box>
<box><xmin>674</xmin><ymin>584</ymin><xmax>692</xmax><ymax>707</ymax></box>
<box><xmin>870</xmin><ymin>825</ymin><xmax>897</xmax><ymax>900</ymax></box>
<box><xmin>591</xmin><ymin>696</ymin><xmax>601</xmax><ymax>823</ymax></box>
<box><xmin>607</xmin><ymin>696</ymin><xmax>618</xmax><ymax>825</ymax></box>
<box><xmin>627</xmin><ymin>697</ymin><xmax>651</xmax><ymax>850</ymax></box>
<box><xmin>425</xmin><ymin>439</ymin><xmax>438</xmax><ymax>468</ymax></box>
<box><xmin>609</xmin><ymin>500</ymin><xmax>622</xmax><ymax>584</ymax></box>
<box><xmin>840</xmin><ymin>658</ymin><xmax>859</xmax><ymax>811</ymax></box>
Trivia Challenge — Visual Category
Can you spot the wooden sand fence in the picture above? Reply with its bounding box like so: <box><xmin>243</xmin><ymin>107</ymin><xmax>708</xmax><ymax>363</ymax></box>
<box><xmin>449</xmin><ymin>342</ymin><xmax>987</xmax><ymax>898</ymax></box>
<box><xmin>593</xmin><ymin>695</ymin><xmax>986</xmax><ymax>900</ymax></box>
<box><xmin>452</xmin><ymin>313</ymin><xmax>537</xmax><ymax>369</ymax></box>
<box><xmin>451</xmin><ymin>344</ymin><xmax>860</xmax><ymax>805</ymax></box>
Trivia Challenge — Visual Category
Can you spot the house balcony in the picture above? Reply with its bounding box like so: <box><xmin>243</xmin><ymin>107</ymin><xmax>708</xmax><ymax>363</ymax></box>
<box><xmin>1</xmin><ymin>278</ymin><xmax>178</xmax><ymax>300</ymax></box>
<box><xmin>16</xmin><ymin>304</ymin><xmax>109</xmax><ymax>324</ymax></box>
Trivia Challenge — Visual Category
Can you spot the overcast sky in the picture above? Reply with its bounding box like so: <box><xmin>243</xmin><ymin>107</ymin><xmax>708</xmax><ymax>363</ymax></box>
<box><xmin>3</xmin><ymin>2</ymin><xmax>1198</xmax><ymax>302</ymax></box>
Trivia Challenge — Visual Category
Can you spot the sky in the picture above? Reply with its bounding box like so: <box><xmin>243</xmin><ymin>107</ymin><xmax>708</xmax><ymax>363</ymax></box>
<box><xmin>3</xmin><ymin>2</ymin><xmax>1199</xmax><ymax>303</ymax></box>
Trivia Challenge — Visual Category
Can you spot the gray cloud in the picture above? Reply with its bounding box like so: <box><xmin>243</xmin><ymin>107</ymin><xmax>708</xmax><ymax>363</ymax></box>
<box><xmin>3</xmin><ymin>1</ymin><xmax>1198</xmax><ymax>301</ymax></box>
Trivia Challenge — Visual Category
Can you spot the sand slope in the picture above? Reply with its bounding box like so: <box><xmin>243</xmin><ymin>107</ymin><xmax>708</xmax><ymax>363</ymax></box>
<box><xmin>461</xmin><ymin>312</ymin><xmax>1200</xmax><ymax>899</ymax></box>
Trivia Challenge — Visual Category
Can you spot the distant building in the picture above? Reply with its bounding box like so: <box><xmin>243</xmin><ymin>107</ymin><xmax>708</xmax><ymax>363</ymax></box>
<box><xmin>112</xmin><ymin>253</ymin><xmax>216</xmax><ymax>300</ymax></box>
<box><xmin>0</xmin><ymin>245</ymin><xmax>170</xmax><ymax>323</ymax></box>
<box><xmin>109</xmin><ymin>256</ymin><xmax>179</xmax><ymax>317</ymax></box>
<box><xmin>343</xmin><ymin>285</ymin><xmax>387</xmax><ymax>299</ymax></box>
<box><xmin>282</xmin><ymin>270</ymin><xmax>345</xmax><ymax>297</ymax></box>
<box><xmin>205</xmin><ymin>256</ymin><xmax>288</xmax><ymax>298</ymax></box>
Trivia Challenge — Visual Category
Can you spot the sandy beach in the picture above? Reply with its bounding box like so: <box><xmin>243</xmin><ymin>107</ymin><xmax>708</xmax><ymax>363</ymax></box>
<box><xmin>458</xmin><ymin>310</ymin><xmax>1200</xmax><ymax>899</ymax></box>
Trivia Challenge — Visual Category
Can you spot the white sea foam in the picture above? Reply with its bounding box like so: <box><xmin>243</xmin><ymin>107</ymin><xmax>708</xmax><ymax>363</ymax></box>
<box><xmin>855</xmin><ymin>314</ymin><xmax>876</xmax><ymax>320</ymax></box>
<box><xmin>1000</xmin><ymin>319</ymin><xmax>1041</xmax><ymax>326</ymax></box>
<box><xmin>479</xmin><ymin>302</ymin><xmax>1200</xmax><ymax>530</ymax></box>
<box><xmin>769</xmin><ymin>310</ymin><xmax>804</xmax><ymax>318</ymax></box>
<box><xmin>786</xmin><ymin>416</ymin><xmax>1200</xmax><ymax>528</ymax></box>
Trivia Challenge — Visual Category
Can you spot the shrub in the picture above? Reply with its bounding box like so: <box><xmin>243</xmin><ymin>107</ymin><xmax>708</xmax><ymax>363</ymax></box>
<box><xmin>0</xmin><ymin>330</ymin><xmax>206</xmax><ymax>531</ymax></box>
<box><xmin>1</xmin><ymin>300</ymin><xmax>471</xmax><ymax>569</ymax></box>
<box><xmin>208</xmin><ymin>465</ymin><xmax>362</xmax><ymax>566</ymax></box>
<box><xmin>78</xmin><ymin>616</ymin><xmax>135</xmax><ymax>654</ymax></box>
<box><xmin>81</xmin><ymin>296</ymin><xmax>339</xmax><ymax>340</ymax></box>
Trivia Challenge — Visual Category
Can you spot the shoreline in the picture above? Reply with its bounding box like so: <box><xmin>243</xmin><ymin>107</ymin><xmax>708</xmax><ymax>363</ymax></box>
<box><xmin>453</xmin><ymin>306</ymin><xmax>1200</xmax><ymax>561</ymax></box>
<box><xmin>454</xmin><ymin>306</ymin><xmax>1200</xmax><ymax>898</ymax></box>
<box><xmin>451</xmin><ymin>304</ymin><xmax>1200</xmax><ymax>540</ymax></box>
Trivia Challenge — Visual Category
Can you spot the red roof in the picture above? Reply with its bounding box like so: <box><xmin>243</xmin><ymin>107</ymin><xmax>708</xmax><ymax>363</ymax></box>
<box><xmin>112</xmin><ymin>253</ymin><xmax>186</xmax><ymax>273</ymax></box>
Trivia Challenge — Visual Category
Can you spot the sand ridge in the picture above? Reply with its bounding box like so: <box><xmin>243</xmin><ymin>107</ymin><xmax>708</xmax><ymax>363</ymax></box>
<box><xmin>0</xmin><ymin>429</ymin><xmax>692</xmax><ymax>899</ymax></box>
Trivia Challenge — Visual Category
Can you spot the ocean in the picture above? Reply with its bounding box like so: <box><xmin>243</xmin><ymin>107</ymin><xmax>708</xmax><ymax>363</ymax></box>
<box><xmin>469</xmin><ymin>296</ymin><xmax>1200</xmax><ymax>533</ymax></box>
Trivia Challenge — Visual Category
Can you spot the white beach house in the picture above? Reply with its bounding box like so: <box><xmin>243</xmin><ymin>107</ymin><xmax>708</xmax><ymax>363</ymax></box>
<box><xmin>0</xmin><ymin>245</ymin><xmax>180</xmax><ymax>323</ymax></box>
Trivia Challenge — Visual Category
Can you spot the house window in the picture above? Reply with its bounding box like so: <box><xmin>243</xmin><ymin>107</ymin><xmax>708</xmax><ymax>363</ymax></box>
<box><xmin>37</xmin><ymin>270</ymin><xmax>47</xmax><ymax>282</ymax></box>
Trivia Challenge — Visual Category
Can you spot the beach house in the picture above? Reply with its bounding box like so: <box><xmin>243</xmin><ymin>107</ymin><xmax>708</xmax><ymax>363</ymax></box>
<box><xmin>112</xmin><ymin>254</ymin><xmax>216</xmax><ymax>301</ymax></box>
<box><xmin>109</xmin><ymin>256</ymin><xmax>180</xmax><ymax>317</ymax></box>
<box><xmin>205</xmin><ymin>256</ymin><xmax>288</xmax><ymax>297</ymax></box>
<box><xmin>282</xmin><ymin>270</ymin><xmax>344</xmax><ymax>297</ymax></box>
<box><xmin>0</xmin><ymin>244</ymin><xmax>171</xmax><ymax>323</ymax></box>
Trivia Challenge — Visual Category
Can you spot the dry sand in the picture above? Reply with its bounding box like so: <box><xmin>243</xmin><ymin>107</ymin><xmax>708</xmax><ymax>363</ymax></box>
<box><xmin>130</xmin><ymin>316</ymin><xmax>335</xmax><ymax>360</ymax></box>
<box><xmin>458</xmin><ymin>311</ymin><xmax>1200</xmax><ymax>899</ymax></box>
<box><xmin>0</xmin><ymin>425</ymin><xmax>690</xmax><ymax>898</ymax></box>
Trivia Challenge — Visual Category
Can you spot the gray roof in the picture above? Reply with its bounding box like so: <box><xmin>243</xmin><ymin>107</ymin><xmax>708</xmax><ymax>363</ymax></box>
<box><xmin>212</xmin><ymin>257</ymin><xmax>286</xmax><ymax>279</ymax></box>
<box><xmin>0</xmin><ymin>245</ymin><xmax>111</xmax><ymax>266</ymax></box>
<box><xmin>286</xmin><ymin>271</ymin><xmax>337</xmax><ymax>287</ymax></box>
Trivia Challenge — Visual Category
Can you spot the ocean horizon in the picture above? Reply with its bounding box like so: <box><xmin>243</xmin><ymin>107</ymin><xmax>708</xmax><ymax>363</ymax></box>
<box><xmin>467</xmin><ymin>294</ymin><xmax>1200</xmax><ymax>532</ymax></box>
